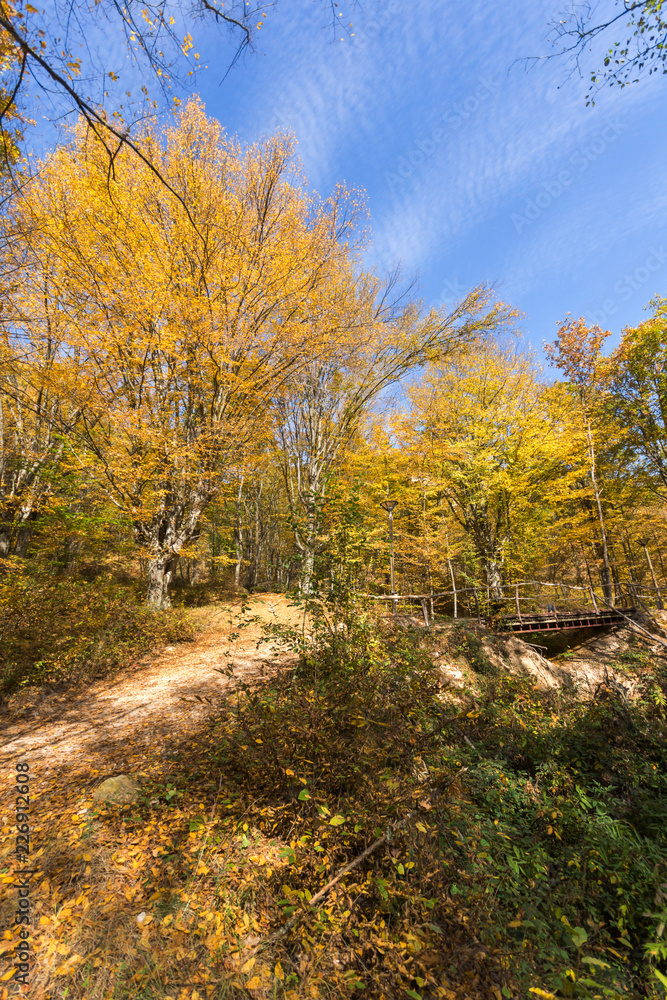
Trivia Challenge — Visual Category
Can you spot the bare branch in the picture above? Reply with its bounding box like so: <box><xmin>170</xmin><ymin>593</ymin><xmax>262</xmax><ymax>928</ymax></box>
<box><xmin>532</xmin><ymin>1</ymin><xmax>667</xmax><ymax>103</ymax></box>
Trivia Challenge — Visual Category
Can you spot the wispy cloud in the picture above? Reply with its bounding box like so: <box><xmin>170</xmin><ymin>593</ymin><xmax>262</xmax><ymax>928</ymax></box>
<box><xmin>136</xmin><ymin>0</ymin><xmax>667</xmax><ymax>343</ymax></box>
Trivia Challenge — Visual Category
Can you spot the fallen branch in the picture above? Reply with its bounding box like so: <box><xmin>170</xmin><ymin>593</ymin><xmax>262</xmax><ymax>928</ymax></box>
<box><xmin>245</xmin><ymin>766</ymin><xmax>468</xmax><ymax>959</ymax></box>
<box><xmin>597</xmin><ymin>597</ymin><xmax>667</xmax><ymax>653</ymax></box>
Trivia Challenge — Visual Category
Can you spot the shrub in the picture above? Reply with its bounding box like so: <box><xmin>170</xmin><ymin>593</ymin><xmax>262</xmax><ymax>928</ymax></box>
<box><xmin>0</xmin><ymin>563</ymin><xmax>195</xmax><ymax>698</ymax></box>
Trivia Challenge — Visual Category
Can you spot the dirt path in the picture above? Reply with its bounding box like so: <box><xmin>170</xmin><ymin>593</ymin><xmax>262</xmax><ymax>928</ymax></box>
<box><xmin>0</xmin><ymin>594</ymin><xmax>306</xmax><ymax>786</ymax></box>
<box><xmin>0</xmin><ymin>595</ymin><xmax>307</xmax><ymax>997</ymax></box>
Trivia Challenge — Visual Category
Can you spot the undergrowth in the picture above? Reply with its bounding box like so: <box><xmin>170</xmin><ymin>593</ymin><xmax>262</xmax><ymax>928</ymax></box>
<box><xmin>2</xmin><ymin>591</ymin><xmax>667</xmax><ymax>999</ymax></box>
<box><xmin>0</xmin><ymin>562</ymin><xmax>195</xmax><ymax>699</ymax></box>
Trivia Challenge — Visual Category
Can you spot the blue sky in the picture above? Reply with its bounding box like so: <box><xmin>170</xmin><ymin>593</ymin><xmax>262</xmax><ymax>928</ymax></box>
<box><xmin>26</xmin><ymin>0</ymin><xmax>667</xmax><ymax>365</ymax></box>
<box><xmin>192</xmin><ymin>0</ymin><xmax>667</xmax><ymax>365</ymax></box>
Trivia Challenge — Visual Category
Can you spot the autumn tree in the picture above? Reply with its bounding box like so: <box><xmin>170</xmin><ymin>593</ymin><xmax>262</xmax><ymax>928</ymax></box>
<box><xmin>608</xmin><ymin>297</ymin><xmax>667</xmax><ymax>497</ymax></box>
<box><xmin>0</xmin><ymin>98</ymin><xmax>368</xmax><ymax>607</ymax></box>
<box><xmin>546</xmin><ymin>318</ymin><xmax>617</xmax><ymax>602</ymax></box>
<box><xmin>0</xmin><ymin>267</ymin><xmax>85</xmax><ymax>557</ymax></box>
<box><xmin>271</xmin><ymin>272</ymin><xmax>514</xmax><ymax>594</ymax></box>
<box><xmin>396</xmin><ymin>339</ymin><xmax>556</xmax><ymax>601</ymax></box>
<box><xmin>0</xmin><ymin>0</ymin><xmax>362</xmax><ymax>185</ymax></box>
<box><xmin>0</xmin><ymin>16</ymin><xmax>26</xmax><ymax>175</ymax></box>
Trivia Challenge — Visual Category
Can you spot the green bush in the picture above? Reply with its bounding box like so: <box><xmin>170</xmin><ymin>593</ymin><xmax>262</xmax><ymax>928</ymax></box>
<box><xmin>0</xmin><ymin>565</ymin><xmax>195</xmax><ymax>698</ymax></box>
<box><xmin>204</xmin><ymin>594</ymin><xmax>667</xmax><ymax>998</ymax></box>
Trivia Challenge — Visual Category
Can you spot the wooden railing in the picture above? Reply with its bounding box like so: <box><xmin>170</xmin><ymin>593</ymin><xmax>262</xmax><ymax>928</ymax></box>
<box><xmin>367</xmin><ymin>578</ymin><xmax>655</xmax><ymax>627</ymax></box>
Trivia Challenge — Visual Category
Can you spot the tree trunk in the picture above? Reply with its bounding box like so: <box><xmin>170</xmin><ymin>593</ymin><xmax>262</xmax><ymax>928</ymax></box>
<box><xmin>136</xmin><ymin>497</ymin><xmax>206</xmax><ymax>609</ymax></box>
<box><xmin>585</xmin><ymin>419</ymin><xmax>613</xmax><ymax>604</ymax></box>
<box><xmin>294</xmin><ymin>500</ymin><xmax>318</xmax><ymax>595</ymax></box>
<box><xmin>146</xmin><ymin>553</ymin><xmax>177</xmax><ymax>609</ymax></box>
<box><xmin>593</xmin><ymin>538</ymin><xmax>613</xmax><ymax>605</ymax></box>
<box><xmin>0</xmin><ymin>510</ymin><xmax>34</xmax><ymax>558</ymax></box>
<box><xmin>622</xmin><ymin>534</ymin><xmax>638</xmax><ymax>586</ymax></box>
<box><xmin>472</xmin><ymin>514</ymin><xmax>505</xmax><ymax>603</ymax></box>
<box><xmin>300</xmin><ymin>544</ymin><xmax>316</xmax><ymax>596</ymax></box>
<box><xmin>580</xmin><ymin>542</ymin><xmax>596</xmax><ymax>594</ymax></box>
<box><xmin>234</xmin><ymin>478</ymin><xmax>244</xmax><ymax>590</ymax></box>
<box><xmin>249</xmin><ymin>489</ymin><xmax>262</xmax><ymax>589</ymax></box>
<box><xmin>61</xmin><ymin>533</ymin><xmax>82</xmax><ymax>574</ymax></box>
<box><xmin>484</xmin><ymin>556</ymin><xmax>503</xmax><ymax>601</ymax></box>
<box><xmin>0</xmin><ymin>526</ymin><xmax>10</xmax><ymax>558</ymax></box>
<box><xmin>642</xmin><ymin>541</ymin><xmax>663</xmax><ymax>609</ymax></box>
<box><xmin>651</xmin><ymin>529</ymin><xmax>667</xmax><ymax>582</ymax></box>
<box><xmin>447</xmin><ymin>557</ymin><xmax>457</xmax><ymax>618</ymax></box>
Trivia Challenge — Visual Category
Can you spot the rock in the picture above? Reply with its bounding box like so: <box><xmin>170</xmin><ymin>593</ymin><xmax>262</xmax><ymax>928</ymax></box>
<box><xmin>92</xmin><ymin>774</ymin><xmax>142</xmax><ymax>805</ymax></box>
<box><xmin>436</xmin><ymin>663</ymin><xmax>466</xmax><ymax>689</ymax></box>
<box><xmin>478</xmin><ymin>629</ymin><xmax>641</xmax><ymax>699</ymax></box>
<box><xmin>479</xmin><ymin>633</ymin><xmax>573</xmax><ymax>691</ymax></box>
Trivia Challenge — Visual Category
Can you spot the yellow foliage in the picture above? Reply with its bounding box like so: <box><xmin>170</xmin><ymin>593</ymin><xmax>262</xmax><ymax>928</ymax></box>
<box><xmin>0</xmin><ymin>98</ymin><xmax>364</xmax><ymax>605</ymax></box>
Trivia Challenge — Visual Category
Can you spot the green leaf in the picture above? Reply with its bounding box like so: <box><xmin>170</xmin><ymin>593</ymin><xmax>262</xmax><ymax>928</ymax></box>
<box><xmin>343</xmin><ymin>970</ymin><xmax>365</xmax><ymax>989</ymax></box>
<box><xmin>298</xmin><ymin>788</ymin><xmax>310</xmax><ymax>801</ymax></box>
<box><xmin>655</xmin><ymin>968</ymin><xmax>667</xmax><ymax>990</ymax></box>
<box><xmin>570</xmin><ymin>926</ymin><xmax>588</xmax><ymax>948</ymax></box>
<box><xmin>329</xmin><ymin>814</ymin><xmax>346</xmax><ymax>826</ymax></box>
<box><xmin>405</xmin><ymin>991</ymin><xmax>423</xmax><ymax>1000</ymax></box>
<box><xmin>376</xmin><ymin>878</ymin><xmax>389</xmax><ymax>900</ymax></box>
<box><xmin>581</xmin><ymin>956</ymin><xmax>610</xmax><ymax>968</ymax></box>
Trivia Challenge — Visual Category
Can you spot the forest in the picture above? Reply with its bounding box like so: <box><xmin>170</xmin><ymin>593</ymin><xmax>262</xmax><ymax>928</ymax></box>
<box><xmin>2</xmin><ymin>100</ymin><xmax>667</xmax><ymax>618</ymax></box>
<box><xmin>1</xmin><ymin>99</ymin><xmax>667</xmax><ymax>1000</ymax></box>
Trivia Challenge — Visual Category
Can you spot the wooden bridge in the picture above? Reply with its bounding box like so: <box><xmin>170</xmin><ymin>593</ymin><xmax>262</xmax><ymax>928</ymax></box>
<box><xmin>370</xmin><ymin>579</ymin><xmax>643</xmax><ymax>633</ymax></box>
<box><xmin>485</xmin><ymin>607</ymin><xmax>635</xmax><ymax>634</ymax></box>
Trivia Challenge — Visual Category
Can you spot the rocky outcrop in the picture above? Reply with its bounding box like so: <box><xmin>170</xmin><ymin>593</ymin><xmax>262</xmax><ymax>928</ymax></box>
<box><xmin>432</xmin><ymin>623</ymin><xmax>649</xmax><ymax>699</ymax></box>
<box><xmin>478</xmin><ymin>633</ymin><xmax>573</xmax><ymax>690</ymax></box>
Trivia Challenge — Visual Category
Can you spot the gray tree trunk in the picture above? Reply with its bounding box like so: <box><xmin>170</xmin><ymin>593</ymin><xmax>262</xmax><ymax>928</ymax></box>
<box><xmin>146</xmin><ymin>553</ymin><xmax>178</xmax><ymax>609</ymax></box>
<box><xmin>234</xmin><ymin>479</ymin><xmax>244</xmax><ymax>590</ymax></box>
<box><xmin>300</xmin><ymin>544</ymin><xmax>316</xmax><ymax>595</ymax></box>
<box><xmin>135</xmin><ymin>493</ymin><xmax>207</xmax><ymax>609</ymax></box>
<box><xmin>294</xmin><ymin>501</ymin><xmax>318</xmax><ymax>595</ymax></box>
<box><xmin>484</xmin><ymin>557</ymin><xmax>504</xmax><ymax>602</ymax></box>
<box><xmin>585</xmin><ymin>418</ymin><xmax>613</xmax><ymax>604</ymax></box>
